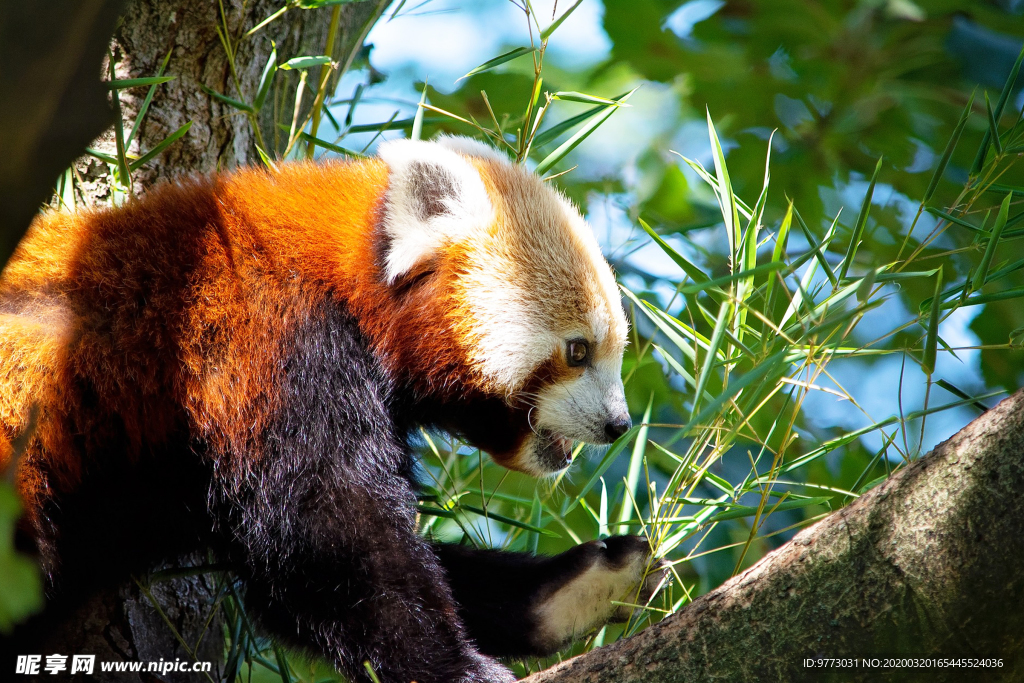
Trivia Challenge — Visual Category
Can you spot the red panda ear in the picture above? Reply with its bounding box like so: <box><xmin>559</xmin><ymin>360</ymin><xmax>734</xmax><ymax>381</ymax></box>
<box><xmin>378</xmin><ymin>138</ymin><xmax>495</xmax><ymax>284</ymax></box>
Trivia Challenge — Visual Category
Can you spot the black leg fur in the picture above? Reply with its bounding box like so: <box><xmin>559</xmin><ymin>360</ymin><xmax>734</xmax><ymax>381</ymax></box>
<box><xmin>211</xmin><ymin>300</ymin><xmax>512</xmax><ymax>683</ymax></box>
<box><xmin>436</xmin><ymin>535</ymin><xmax>663</xmax><ymax>658</ymax></box>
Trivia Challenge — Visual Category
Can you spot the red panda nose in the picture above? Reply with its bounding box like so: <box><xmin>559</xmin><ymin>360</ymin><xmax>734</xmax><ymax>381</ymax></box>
<box><xmin>604</xmin><ymin>415</ymin><xmax>632</xmax><ymax>441</ymax></box>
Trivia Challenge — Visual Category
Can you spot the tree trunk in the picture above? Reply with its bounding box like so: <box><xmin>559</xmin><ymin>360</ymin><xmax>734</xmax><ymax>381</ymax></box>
<box><xmin>12</xmin><ymin>1</ymin><xmax>387</xmax><ymax>680</ymax></box>
<box><xmin>524</xmin><ymin>389</ymin><xmax>1024</xmax><ymax>683</ymax></box>
<box><xmin>76</xmin><ymin>0</ymin><xmax>386</xmax><ymax>207</ymax></box>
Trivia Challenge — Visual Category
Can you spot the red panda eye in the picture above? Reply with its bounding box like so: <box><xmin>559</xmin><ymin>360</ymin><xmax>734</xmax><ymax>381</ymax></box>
<box><xmin>566</xmin><ymin>340</ymin><xmax>589</xmax><ymax>367</ymax></box>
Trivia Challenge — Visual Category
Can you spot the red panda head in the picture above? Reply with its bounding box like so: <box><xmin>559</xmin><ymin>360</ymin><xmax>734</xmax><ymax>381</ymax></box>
<box><xmin>377</xmin><ymin>136</ymin><xmax>630</xmax><ymax>475</ymax></box>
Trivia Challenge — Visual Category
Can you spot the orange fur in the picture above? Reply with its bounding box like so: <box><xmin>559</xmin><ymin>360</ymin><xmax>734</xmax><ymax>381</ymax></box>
<box><xmin>0</xmin><ymin>158</ymin><xmax>500</xmax><ymax>522</ymax></box>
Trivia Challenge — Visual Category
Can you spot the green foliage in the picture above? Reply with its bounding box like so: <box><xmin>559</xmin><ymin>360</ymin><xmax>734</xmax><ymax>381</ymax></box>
<box><xmin>0</xmin><ymin>482</ymin><xmax>43</xmax><ymax>633</ymax></box>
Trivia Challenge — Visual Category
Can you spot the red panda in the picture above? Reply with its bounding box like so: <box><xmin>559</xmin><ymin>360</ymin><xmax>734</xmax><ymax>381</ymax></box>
<box><xmin>0</xmin><ymin>136</ymin><xmax>663</xmax><ymax>683</ymax></box>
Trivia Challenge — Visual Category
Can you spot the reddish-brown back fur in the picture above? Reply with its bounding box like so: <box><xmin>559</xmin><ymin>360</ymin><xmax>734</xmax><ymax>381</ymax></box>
<box><xmin>0</xmin><ymin>158</ymin><xmax>491</xmax><ymax>527</ymax></box>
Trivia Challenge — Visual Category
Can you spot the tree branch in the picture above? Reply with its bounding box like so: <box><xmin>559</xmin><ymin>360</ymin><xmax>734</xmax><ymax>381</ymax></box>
<box><xmin>526</xmin><ymin>389</ymin><xmax>1024</xmax><ymax>683</ymax></box>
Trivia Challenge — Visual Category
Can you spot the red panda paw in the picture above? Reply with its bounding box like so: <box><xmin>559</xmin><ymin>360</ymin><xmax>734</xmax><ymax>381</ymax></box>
<box><xmin>530</xmin><ymin>535</ymin><xmax>670</xmax><ymax>653</ymax></box>
<box><xmin>606</xmin><ymin>536</ymin><xmax>672</xmax><ymax>623</ymax></box>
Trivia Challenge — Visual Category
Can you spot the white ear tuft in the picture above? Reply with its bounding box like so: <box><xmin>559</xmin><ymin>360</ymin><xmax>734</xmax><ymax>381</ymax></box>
<box><xmin>377</xmin><ymin>138</ymin><xmax>494</xmax><ymax>284</ymax></box>
<box><xmin>435</xmin><ymin>134</ymin><xmax>510</xmax><ymax>163</ymax></box>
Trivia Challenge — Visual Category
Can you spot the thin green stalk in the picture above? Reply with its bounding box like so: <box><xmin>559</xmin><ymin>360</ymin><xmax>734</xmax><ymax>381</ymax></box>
<box><xmin>306</xmin><ymin>5</ymin><xmax>342</xmax><ymax>160</ymax></box>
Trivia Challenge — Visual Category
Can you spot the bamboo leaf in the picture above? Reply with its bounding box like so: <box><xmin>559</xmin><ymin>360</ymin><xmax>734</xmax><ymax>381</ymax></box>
<box><xmin>456</xmin><ymin>503</ymin><xmax>560</xmax><ymax>537</ymax></box>
<box><xmin>705</xmin><ymin>496</ymin><xmax>831</xmax><ymax>523</ymax></box>
<box><xmin>551</xmin><ymin>91</ymin><xmax>628</xmax><ymax>106</ymax></box>
<box><xmin>598</xmin><ymin>479</ymin><xmax>609</xmax><ymax>538</ymax></box>
<box><xmin>84</xmin><ymin>148</ymin><xmax>120</xmax><ymax>165</ymax></box>
<box><xmin>565</xmin><ymin>426</ymin><xmax>640</xmax><ymax>515</ymax></box>
<box><xmin>692</xmin><ymin>299</ymin><xmax>731</xmax><ymax>416</ymax></box>
<box><xmin>839</xmin><ymin>156</ymin><xmax>882</xmax><ymax>281</ymax></box>
<box><xmin>615</xmin><ymin>396</ymin><xmax>653</xmax><ymax>528</ymax></box>
<box><xmin>765</xmin><ymin>202</ymin><xmax>793</xmax><ymax>306</ymax></box>
<box><xmin>255</xmin><ymin>144</ymin><xmax>276</xmax><ymax>170</ymax></box>
<box><xmin>200</xmin><ymin>84</ymin><xmax>254</xmax><ymax>113</ymax></box>
<box><xmin>651</xmin><ymin>343</ymin><xmax>704</xmax><ymax>396</ymax></box>
<box><xmin>870</xmin><ymin>269</ymin><xmax>939</xmax><ymax>283</ymax></box>
<box><xmin>638</xmin><ymin>218</ymin><xmax>710</xmax><ymax>284</ymax></box>
<box><xmin>924</xmin><ymin>91</ymin><xmax>974</xmax><ymax>203</ymax></box>
<box><xmin>992</xmin><ymin>44</ymin><xmax>1024</xmax><ymax>121</ymax></box>
<box><xmin>127</xmin><ymin>50</ymin><xmax>172</xmax><ymax>147</ymax></box>
<box><xmin>779</xmin><ymin>246</ymin><xmax>819</xmax><ymax>331</ymax></box>
<box><xmin>706</xmin><ymin>110</ymin><xmax>740</xmax><ymax>258</ymax></box>
<box><xmin>985</xmin><ymin>183</ymin><xmax>1024</xmax><ymax>197</ymax></box>
<box><xmin>926</xmin><ymin>207</ymin><xmax>984</xmax><ymax>233</ymax></box>
<box><xmin>856</xmin><ymin>267</ymin><xmax>877</xmax><ymax>303</ymax></box>
<box><xmin>676</xmin><ymin>153</ymin><xmax>755</xmax><ymax>220</ymax></box>
<box><xmin>533</xmin><ymin>92</ymin><xmax>629</xmax><ymax>148</ymax></box>
<box><xmin>945</xmin><ymin>286</ymin><xmax>1024</xmax><ymax>309</ymax></box>
<box><xmin>972</xmin><ymin>192</ymin><xmax>1011</xmax><ymax>292</ymax></box>
<box><xmin>935</xmin><ymin>379</ymin><xmax>990</xmax><ymax>413</ymax></box>
<box><xmin>793</xmin><ymin>206</ymin><xmax>838</xmax><ymax>287</ymax></box>
<box><xmin>534</xmin><ymin>88</ymin><xmax>637</xmax><ymax>175</ymax></box>
<box><xmin>457</xmin><ymin>47</ymin><xmax>535</xmax><ymax>82</ymax></box>
<box><xmin>106</xmin><ymin>76</ymin><xmax>175</xmax><ymax>89</ymax></box>
<box><xmin>295</xmin><ymin>132</ymin><xmax>365</xmax><ymax>158</ymax></box>
<box><xmin>781</xmin><ymin>393</ymin><xmax>1005</xmax><ymax>474</ymax></box>
<box><xmin>985</xmin><ymin>92</ymin><xmax>1003</xmax><ymax>154</ymax></box>
<box><xmin>679</xmin><ymin>262</ymin><xmax>786</xmax><ymax>295</ymax></box>
<box><xmin>622</xmin><ymin>288</ymin><xmax>701</xmax><ymax>363</ymax></box>
<box><xmin>253</xmin><ymin>44</ymin><xmax>278</xmax><ymax>112</ymax></box>
<box><xmin>972</xmin><ymin>44</ymin><xmax>1024</xmax><ymax>174</ymax></box>
<box><xmin>922</xmin><ymin>268</ymin><xmax>943</xmax><ymax>376</ymax></box>
<box><xmin>982</xmin><ymin>257</ymin><xmax>1024</xmax><ymax>286</ymax></box>
<box><xmin>107</xmin><ymin>50</ymin><xmax>131</xmax><ymax>189</ymax></box>
<box><xmin>540</xmin><ymin>0</ymin><xmax>585</xmax><ymax>40</ymax></box>
<box><xmin>685</xmin><ymin>349</ymin><xmax>789</xmax><ymax>434</ymax></box>
<box><xmin>529</xmin><ymin>491</ymin><xmax>543</xmax><ymax>553</ymax></box>
<box><xmin>412</xmin><ymin>81</ymin><xmax>429</xmax><ymax>141</ymax></box>
<box><xmin>343</xmin><ymin>117</ymin><xmax>442</xmax><ymax>133</ymax></box>
<box><xmin>297</xmin><ymin>0</ymin><xmax>359</xmax><ymax>7</ymax></box>
<box><xmin>279</xmin><ymin>55</ymin><xmax>331</xmax><ymax>71</ymax></box>
<box><xmin>129</xmin><ymin>121</ymin><xmax>193</xmax><ymax>171</ymax></box>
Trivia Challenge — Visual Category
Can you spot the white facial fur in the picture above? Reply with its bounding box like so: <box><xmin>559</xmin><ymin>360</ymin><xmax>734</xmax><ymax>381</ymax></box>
<box><xmin>379</xmin><ymin>135</ymin><xmax>630</xmax><ymax>474</ymax></box>
<box><xmin>534</xmin><ymin>359</ymin><xmax>629</xmax><ymax>441</ymax></box>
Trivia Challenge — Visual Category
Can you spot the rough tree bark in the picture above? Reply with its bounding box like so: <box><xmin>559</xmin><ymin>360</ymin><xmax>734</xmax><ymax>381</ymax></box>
<box><xmin>523</xmin><ymin>389</ymin><xmax>1024</xmax><ymax>683</ymax></box>
<box><xmin>10</xmin><ymin>2</ymin><xmax>387</xmax><ymax>680</ymax></box>
<box><xmin>78</xmin><ymin>0</ymin><xmax>386</xmax><ymax>205</ymax></box>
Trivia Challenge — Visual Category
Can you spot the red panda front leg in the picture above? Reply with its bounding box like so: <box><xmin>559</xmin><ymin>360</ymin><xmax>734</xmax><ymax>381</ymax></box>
<box><xmin>435</xmin><ymin>536</ymin><xmax>669</xmax><ymax>657</ymax></box>
<box><xmin>226</xmin><ymin>473</ymin><xmax>513</xmax><ymax>683</ymax></box>
<box><xmin>207</xmin><ymin>305</ymin><xmax>513</xmax><ymax>683</ymax></box>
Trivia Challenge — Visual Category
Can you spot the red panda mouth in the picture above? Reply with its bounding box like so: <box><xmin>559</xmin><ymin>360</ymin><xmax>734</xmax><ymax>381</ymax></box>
<box><xmin>534</xmin><ymin>430</ymin><xmax>575</xmax><ymax>472</ymax></box>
